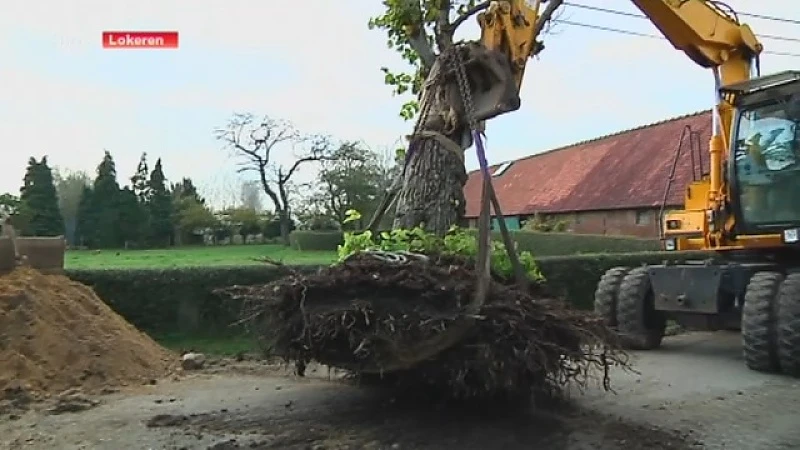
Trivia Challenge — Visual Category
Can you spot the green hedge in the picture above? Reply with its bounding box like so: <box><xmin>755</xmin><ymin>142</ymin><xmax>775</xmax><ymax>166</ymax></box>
<box><xmin>66</xmin><ymin>266</ymin><xmax>319</xmax><ymax>335</ymax></box>
<box><xmin>287</xmin><ymin>229</ymin><xmax>659</xmax><ymax>255</ymax></box>
<box><xmin>537</xmin><ymin>250</ymin><xmax>713</xmax><ymax>309</ymax></box>
<box><xmin>289</xmin><ymin>231</ymin><xmax>344</xmax><ymax>251</ymax></box>
<box><xmin>65</xmin><ymin>250</ymin><xmax>714</xmax><ymax>334</ymax></box>
<box><xmin>464</xmin><ymin>229</ymin><xmax>660</xmax><ymax>256</ymax></box>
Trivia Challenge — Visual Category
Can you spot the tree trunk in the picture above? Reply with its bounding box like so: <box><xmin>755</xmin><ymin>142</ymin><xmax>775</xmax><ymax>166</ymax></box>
<box><xmin>393</xmin><ymin>137</ymin><xmax>467</xmax><ymax>235</ymax></box>
<box><xmin>279</xmin><ymin>212</ymin><xmax>292</xmax><ymax>246</ymax></box>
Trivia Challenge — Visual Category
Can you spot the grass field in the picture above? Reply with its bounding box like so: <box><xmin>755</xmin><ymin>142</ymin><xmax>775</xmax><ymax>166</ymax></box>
<box><xmin>65</xmin><ymin>244</ymin><xmax>339</xmax><ymax>269</ymax></box>
<box><xmin>153</xmin><ymin>332</ymin><xmax>258</xmax><ymax>355</ymax></box>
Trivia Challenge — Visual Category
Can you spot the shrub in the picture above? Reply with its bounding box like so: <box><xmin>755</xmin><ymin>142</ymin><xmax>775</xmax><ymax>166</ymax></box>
<box><xmin>463</xmin><ymin>229</ymin><xmax>660</xmax><ymax>256</ymax></box>
<box><xmin>64</xmin><ymin>250</ymin><xmax>714</xmax><ymax>335</ymax></box>
<box><xmin>537</xmin><ymin>250</ymin><xmax>713</xmax><ymax>309</ymax></box>
<box><xmin>289</xmin><ymin>230</ymin><xmax>344</xmax><ymax>251</ymax></box>
<box><xmin>263</xmin><ymin>218</ymin><xmax>296</xmax><ymax>239</ymax></box>
<box><xmin>338</xmin><ymin>224</ymin><xmax>543</xmax><ymax>281</ymax></box>
<box><xmin>66</xmin><ymin>265</ymin><xmax>318</xmax><ymax>335</ymax></box>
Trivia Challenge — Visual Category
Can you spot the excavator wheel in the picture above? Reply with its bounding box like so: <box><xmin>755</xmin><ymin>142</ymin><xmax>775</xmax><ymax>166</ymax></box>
<box><xmin>593</xmin><ymin>266</ymin><xmax>630</xmax><ymax>328</ymax></box>
<box><xmin>777</xmin><ymin>272</ymin><xmax>800</xmax><ymax>377</ymax></box>
<box><xmin>742</xmin><ymin>271</ymin><xmax>783</xmax><ymax>373</ymax></box>
<box><xmin>616</xmin><ymin>266</ymin><xmax>666</xmax><ymax>350</ymax></box>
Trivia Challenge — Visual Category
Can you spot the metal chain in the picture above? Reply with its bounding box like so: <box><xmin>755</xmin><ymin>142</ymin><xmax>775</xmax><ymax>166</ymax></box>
<box><xmin>450</xmin><ymin>44</ymin><xmax>478</xmax><ymax>132</ymax></box>
<box><xmin>408</xmin><ymin>44</ymin><xmax>475</xmax><ymax>142</ymax></box>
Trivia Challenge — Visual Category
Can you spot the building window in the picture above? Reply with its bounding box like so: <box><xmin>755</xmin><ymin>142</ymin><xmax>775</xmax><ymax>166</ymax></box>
<box><xmin>635</xmin><ymin>210</ymin><xmax>651</xmax><ymax>225</ymax></box>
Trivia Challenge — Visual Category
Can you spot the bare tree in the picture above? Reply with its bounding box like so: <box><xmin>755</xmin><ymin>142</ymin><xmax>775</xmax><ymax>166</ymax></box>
<box><xmin>215</xmin><ymin>113</ymin><xmax>335</xmax><ymax>245</ymax></box>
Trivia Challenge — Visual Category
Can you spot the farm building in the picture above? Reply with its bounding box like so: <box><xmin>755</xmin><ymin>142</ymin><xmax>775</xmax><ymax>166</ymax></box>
<box><xmin>462</xmin><ymin>110</ymin><xmax>713</xmax><ymax>238</ymax></box>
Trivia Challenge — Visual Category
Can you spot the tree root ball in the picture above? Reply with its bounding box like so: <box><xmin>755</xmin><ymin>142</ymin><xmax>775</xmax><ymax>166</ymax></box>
<box><xmin>220</xmin><ymin>252</ymin><xmax>629</xmax><ymax>401</ymax></box>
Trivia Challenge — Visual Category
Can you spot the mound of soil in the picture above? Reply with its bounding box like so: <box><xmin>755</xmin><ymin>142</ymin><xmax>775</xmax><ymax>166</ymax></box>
<box><xmin>0</xmin><ymin>267</ymin><xmax>177</xmax><ymax>401</ymax></box>
<box><xmin>223</xmin><ymin>252</ymin><xmax>628</xmax><ymax>401</ymax></box>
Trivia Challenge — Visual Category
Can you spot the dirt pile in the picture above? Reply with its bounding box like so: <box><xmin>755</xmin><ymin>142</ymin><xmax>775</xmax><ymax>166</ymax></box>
<box><xmin>0</xmin><ymin>267</ymin><xmax>177</xmax><ymax>401</ymax></box>
<box><xmin>223</xmin><ymin>252</ymin><xmax>628</xmax><ymax>401</ymax></box>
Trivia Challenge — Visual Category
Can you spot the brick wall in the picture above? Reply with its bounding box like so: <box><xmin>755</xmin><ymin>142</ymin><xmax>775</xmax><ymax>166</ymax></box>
<box><xmin>467</xmin><ymin>207</ymin><xmax>677</xmax><ymax>238</ymax></box>
<box><xmin>554</xmin><ymin>208</ymin><xmax>662</xmax><ymax>238</ymax></box>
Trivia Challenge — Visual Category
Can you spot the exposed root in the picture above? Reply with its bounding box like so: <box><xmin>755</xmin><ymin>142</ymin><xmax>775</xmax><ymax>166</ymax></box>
<box><xmin>220</xmin><ymin>252</ymin><xmax>629</xmax><ymax>401</ymax></box>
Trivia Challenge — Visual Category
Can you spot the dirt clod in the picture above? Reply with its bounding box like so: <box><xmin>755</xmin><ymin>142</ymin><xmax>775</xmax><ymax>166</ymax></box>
<box><xmin>0</xmin><ymin>267</ymin><xmax>177</xmax><ymax>403</ymax></box>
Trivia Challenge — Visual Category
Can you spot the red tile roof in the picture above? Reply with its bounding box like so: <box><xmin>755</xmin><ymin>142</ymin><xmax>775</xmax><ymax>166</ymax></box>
<box><xmin>464</xmin><ymin>110</ymin><xmax>713</xmax><ymax>218</ymax></box>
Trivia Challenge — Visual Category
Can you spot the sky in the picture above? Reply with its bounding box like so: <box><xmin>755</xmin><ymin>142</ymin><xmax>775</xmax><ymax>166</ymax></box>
<box><xmin>0</xmin><ymin>0</ymin><xmax>797</xmax><ymax>209</ymax></box>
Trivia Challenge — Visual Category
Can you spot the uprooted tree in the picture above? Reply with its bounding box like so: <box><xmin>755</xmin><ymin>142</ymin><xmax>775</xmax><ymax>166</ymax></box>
<box><xmin>219</xmin><ymin>0</ymin><xmax>629</xmax><ymax>402</ymax></box>
<box><xmin>215</xmin><ymin>113</ymin><xmax>336</xmax><ymax>246</ymax></box>
<box><xmin>367</xmin><ymin>0</ymin><xmax>565</xmax><ymax>234</ymax></box>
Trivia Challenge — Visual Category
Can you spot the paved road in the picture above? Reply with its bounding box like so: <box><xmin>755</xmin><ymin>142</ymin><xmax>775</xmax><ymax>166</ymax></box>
<box><xmin>581</xmin><ymin>331</ymin><xmax>800</xmax><ymax>449</ymax></box>
<box><xmin>1</xmin><ymin>332</ymin><xmax>799</xmax><ymax>449</ymax></box>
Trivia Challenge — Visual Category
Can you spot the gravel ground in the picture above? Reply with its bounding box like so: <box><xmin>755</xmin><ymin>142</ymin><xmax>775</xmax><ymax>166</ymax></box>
<box><xmin>1</xmin><ymin>332</ymin><xmax>798</xmax><ymax>450</ymax></box>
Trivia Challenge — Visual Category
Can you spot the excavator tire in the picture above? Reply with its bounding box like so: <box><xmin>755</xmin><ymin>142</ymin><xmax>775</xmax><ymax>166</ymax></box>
<box><xmin>777</xmin><ymin>273</ymin><xmax>800</xmax><ymax>377</ymax></box>
<box><xmin>742</xmin><ymin>271</ymin><xmax>783</xmax><ymax>373</ymax></box>
<box><xmin>593</xmin><ymin>266</ymin><xmax>630</xmax><ymax>328</ymax></box>
<box><xmin>616</xmin><ymin>266</ymin><xmax>666</xmax><ymax>350</ymax></box>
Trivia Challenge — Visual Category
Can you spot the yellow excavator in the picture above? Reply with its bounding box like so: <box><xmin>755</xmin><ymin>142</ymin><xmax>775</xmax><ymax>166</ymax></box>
<box><xmin>434</xmin><ymin>0</ymin><xmax>800</xmax><ymax>377</ymax></box>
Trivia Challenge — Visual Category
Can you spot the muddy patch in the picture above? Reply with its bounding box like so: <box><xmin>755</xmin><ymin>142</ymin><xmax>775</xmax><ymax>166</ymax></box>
<box><xmin>145</xmin><ymin>392</ymin><xmax>695</xmax><ymax>450</ymax></box>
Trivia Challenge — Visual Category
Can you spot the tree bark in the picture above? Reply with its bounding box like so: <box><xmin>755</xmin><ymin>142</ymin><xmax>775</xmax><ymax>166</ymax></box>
<box><xmin>393</xmin><ymin>138</ymin><xmax>467</xmax><ymax>235</ymax></box>
<box><xmin>391</xmin><ymin>45</ymin><xmax>471</xmax><ymax>236</ymax></box>
<box><xmin>279</xmin><ymin>212</ymin><xmax>292</xmax><ymax>246</ymax></box>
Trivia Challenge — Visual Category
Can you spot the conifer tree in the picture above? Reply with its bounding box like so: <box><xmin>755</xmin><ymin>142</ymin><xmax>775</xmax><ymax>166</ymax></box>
<box><xmin>18</xmin><ymin>156</ymin><xmax>65</xmax><ymax>236</ymax></box>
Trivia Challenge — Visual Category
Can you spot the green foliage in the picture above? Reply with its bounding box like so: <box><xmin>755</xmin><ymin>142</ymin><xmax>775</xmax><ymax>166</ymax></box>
<box><xmin>66</xmin><ymin>265</ymin><xmax>316</xmax><ymax>334</ymax></box>
<box><xmin>74</xmin><ymin>186</ymin><xmax>93</xmax><ymax>246</ymax></box>
<box><xmin>224</xmin><ymin>206</ymin><xmax>263</xmax><ymax>237</ymax></box>
<box><xmin>337</xmin><ymin>210</ymin><xmax>542</xmax><ymax>281</ymax></box>
<box><xmin>147</xmin><ymin>158</ymin><xmax>174</xmax><ymax>247</ymax></box>
<box><xmin>368</xmin><ymin>0</ymin><xmax>483</xmax><ymax>119</ymax></box>
<box><xmin>52</xmin><ymin>169</ymin><xmax>91</xmax><ymax>245</ymax></box>
<box><xmin>290</xmin><ymin>230</ymin><xmax>344</xmax><ymax>251</ymax></box>
<box><xmin>116</xmin><ymin>187</ymin><xmax>147</xmax><ymax>245</ymax></box>
<box><xmin>171</xmin><ymin>177</ymin><xmax>205</xmax><ymax>205</ymax></box>
<box><xmin>463</xmin><ymin>229</ymin><xmax>660</xmax><ymax>257</ymax></box>
<box><xmin>65</xmin><ymin>244</ymin><xmax>337</xmax><ymax>270</ymax></box>
<box><xmin>80</xmin><ymin>151</ymin><xmax>123</xmax><ymax>247</ymax></box>
<box><xmin>262</xmin><ymin>217</ymin><xmax>295</xmax><ymax>239</ymax></box>
<box><xmin>0</xmin><ymin>193</ymin><xmax>20</xmax><ymax>217</ymax></box>
<box><xmin>64</xmin><ymin>249</ymin><xmax>710</xmax><ymax>335</ymax></box>
<box><xmin>522</xmin><ymin>213</ymin><xmax>568</xmax><ymax>233</ymax></box>
<box><xmin>296</xmin><ymin>213</ymin><xmax>340</xmax><ymax>231</ymax></box>
<box><xmin>307</xmin><ymin>142</ymin><xmax>391</xmax><ymax>230</ymax></box>
<box><xmin>537</xmin><ymin>250</ymin><xmax>713</xmax><ymax>309</ymax></box>
<box><xmin>73</xmin><ymin>151</ymin><xmax>203</xmax><ymax>249</ymax></box>
<box><xmin>18</xmin><ymin>156</ymin><xmax>65</xmax><ymax>237</ymax></box>
<box><xmin>176</xmin><ymin>198</ymin><xmax>217</xmax><ymax>233</ymax></box>
<box><xmin>173</xmin><ymin>178</ymin><xmax>214</xmax><ymax>245</ymax></box>
<box><xmin>130</xmin><ymin>152</ymin><xmax>151</xmax><ymax>202</ymax></box>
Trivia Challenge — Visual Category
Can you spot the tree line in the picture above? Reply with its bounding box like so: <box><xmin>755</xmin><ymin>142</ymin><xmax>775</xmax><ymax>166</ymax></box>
<box><xmin>0</xmin><ymin>115</ymin><xmax>400</xmax><ymax>249</ymax></box>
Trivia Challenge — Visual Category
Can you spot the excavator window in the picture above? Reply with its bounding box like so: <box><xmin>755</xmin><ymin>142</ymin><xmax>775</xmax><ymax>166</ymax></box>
<box><xmin>734</xmin><ymin>97</ymin><xmax>800</xmax><ymax>226</ymax></box>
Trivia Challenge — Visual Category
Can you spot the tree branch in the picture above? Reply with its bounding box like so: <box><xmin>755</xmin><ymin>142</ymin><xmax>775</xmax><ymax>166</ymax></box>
<box><xmin>532</xmin><ymin>0</ymin><xmax>566</xmax><ymax>46</ymax></box>
<box><xmin>435</xmin><ymin>0</ymin><xmax>454</xmax><ymax>50</ymax></box>
<box><xmin>215</xmin><ymin>112</ymin><xmax>300</xmax><ymax>215</ymax></box>
<box><xmin>408</xmin><ymin>29</ymin><xmax>437</xmax><ymax>69</ymax></box>
<box><xmin>450</xmin><ymin>1</ymin><xmax>490</xmax><ymax>33</ymax></box>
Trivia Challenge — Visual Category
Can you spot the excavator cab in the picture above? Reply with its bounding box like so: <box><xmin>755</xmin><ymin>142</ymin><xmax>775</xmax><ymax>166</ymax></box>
<box><xmin>726</xmin><ymin>71</ymin><xmax>800</xmax><ymax>236</ymax></box>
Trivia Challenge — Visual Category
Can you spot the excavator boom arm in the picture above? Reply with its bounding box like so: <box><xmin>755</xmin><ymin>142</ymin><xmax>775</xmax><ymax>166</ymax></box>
<box><xmin>631</xmin><ymin>0</ymin><xmax>762</xmax><ymax>72</ymax></box>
